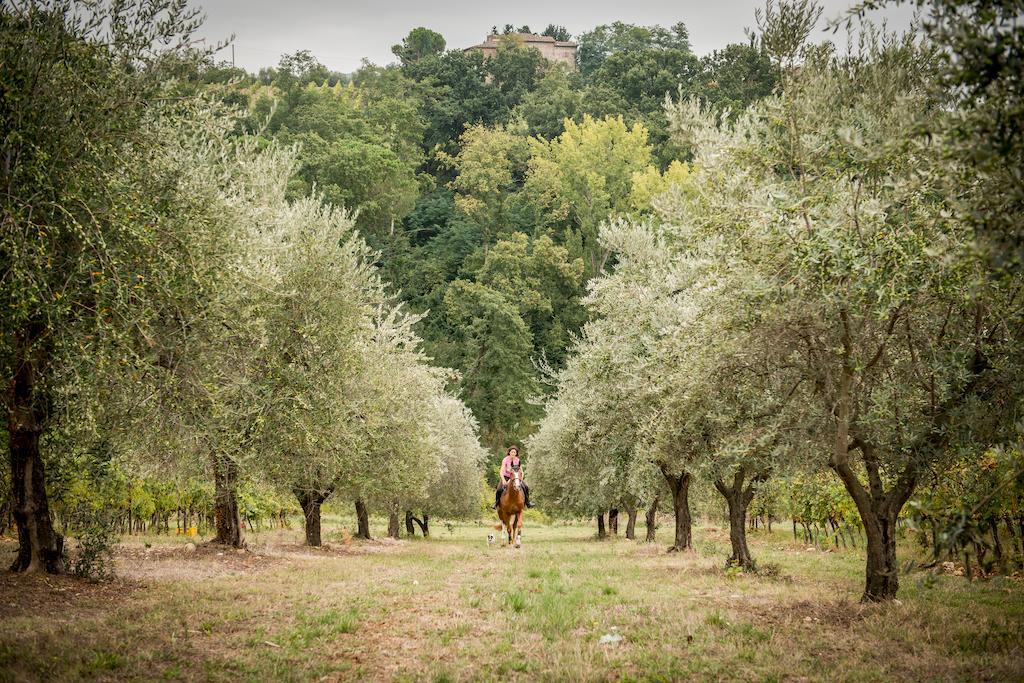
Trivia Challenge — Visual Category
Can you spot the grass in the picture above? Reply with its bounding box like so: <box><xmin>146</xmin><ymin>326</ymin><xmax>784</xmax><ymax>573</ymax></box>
<box><xmin>1</xmin><ymin>519</ymin><xmax>1023</xmax><ymax>681</ymax></box>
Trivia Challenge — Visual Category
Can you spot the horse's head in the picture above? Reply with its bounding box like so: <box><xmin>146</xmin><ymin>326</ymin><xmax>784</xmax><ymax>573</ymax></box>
<box><xmin>510</xmin><ymin>466</ymin><xmax>523</xmax><ymax>491</ymax></box>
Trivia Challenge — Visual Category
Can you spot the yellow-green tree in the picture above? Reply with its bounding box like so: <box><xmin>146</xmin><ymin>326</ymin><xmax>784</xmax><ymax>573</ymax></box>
<box><xmin>629</xmin><ymin>160</ymin><xmax>691</xmax><ymax>212</ymax></box>
<box><xmin>437</xmin><ymin>124</ymin><xmax>531</xmax><ymax>244</ymax></box>
<box><xmin>523</xmin><ymin>114</ymin><xmax>654</xmax><ymax>275</ymax></box>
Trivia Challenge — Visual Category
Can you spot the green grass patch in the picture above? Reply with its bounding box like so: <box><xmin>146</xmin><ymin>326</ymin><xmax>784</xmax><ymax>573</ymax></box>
<box><xmin>85</xmin><ymin>651</ymin><xmax>127</xmax><ymax>673</ymax></box>
<box><xmin>283</xmin><ymin>607</ymin><xmax>360</xmax><ymax>649</ymax></box>
<box><xmin>500</xmin><ymin>590</ymin><xmax>527</xmax><ymax>613</ymax></box>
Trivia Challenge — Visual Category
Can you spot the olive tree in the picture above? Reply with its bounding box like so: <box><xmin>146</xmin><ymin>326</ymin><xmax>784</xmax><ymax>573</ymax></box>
<box><xmin>607</xmin><ymin>214</ymin><xmax>810</xmax><ymax>565</ymax></box>
<box><xmin>401</xmin><ymin>393</ymin><xmax>488</xmax><ymax>538</ymax></box>
<box><xmin>342</xmin><ymin>339</ymin><xmax>445</xmax><ymax>540</ymax></box>
<box><xmin>251</xmin><ymin>195</ymin><xmax>384</xmax><ymax>546</ymax></box>
<box><xmin>0</xmin><ymin>0</ymin><xmax>242</xmax><ymax>570</ymax></box>
<box><xmin>658</xmin><ymin>1</ymin><xmax>1024</xmax><ymax>599</ymax></box>
<box><xmin>528</xmin><ymin>220</ymin><xmax>672</xmax><ymax>542</ymax></box>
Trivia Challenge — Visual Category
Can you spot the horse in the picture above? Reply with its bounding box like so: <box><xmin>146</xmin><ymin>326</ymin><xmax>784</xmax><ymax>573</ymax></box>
<box><xmin>495</xmin><ymin>467</ymin><xmax>525</xmax><ymax>548</ymax></box>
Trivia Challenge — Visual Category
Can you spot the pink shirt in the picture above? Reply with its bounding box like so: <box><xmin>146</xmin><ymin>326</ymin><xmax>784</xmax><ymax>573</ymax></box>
<box><xmin>501</xmin><ymin>454</ymin><xmax>520</xmax><ymax>478</ymax></box>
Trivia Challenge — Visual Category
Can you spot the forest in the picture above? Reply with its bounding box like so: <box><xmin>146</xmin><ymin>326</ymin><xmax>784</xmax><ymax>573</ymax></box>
<box><xmin>2</xmin><ymin>0</ymin><xmax>1023</xmax><ymax>680</ymax></box>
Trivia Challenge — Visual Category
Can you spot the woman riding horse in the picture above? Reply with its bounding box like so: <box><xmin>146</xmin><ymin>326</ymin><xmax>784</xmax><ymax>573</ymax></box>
<box><xmin>493</xmin><ymin>446</ymin><xmax>533</xmax><ymax>509</ymax></box>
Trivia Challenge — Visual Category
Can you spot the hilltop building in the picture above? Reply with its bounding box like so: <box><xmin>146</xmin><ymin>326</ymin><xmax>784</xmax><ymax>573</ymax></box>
<box><xmin>464</xmin><ymin>33</ymin><xmax>577</xmax><ymax>69</ymax></box>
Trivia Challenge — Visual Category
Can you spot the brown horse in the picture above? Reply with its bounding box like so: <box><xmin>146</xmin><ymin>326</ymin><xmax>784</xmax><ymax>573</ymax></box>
<box><xmin>495</xmin><ymin>468</ymin><xmax>525</xmax><ymax>547</ymax></box>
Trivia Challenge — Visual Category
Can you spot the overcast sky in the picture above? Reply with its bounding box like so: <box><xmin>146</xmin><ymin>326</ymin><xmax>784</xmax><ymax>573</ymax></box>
<box><xmin>193</xmin><ymin>0</ymin><xmax>917</xmax><ymax>74</ymax></box>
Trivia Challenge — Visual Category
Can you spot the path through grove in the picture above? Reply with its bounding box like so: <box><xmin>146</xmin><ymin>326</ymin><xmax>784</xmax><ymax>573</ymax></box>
<box><xmin>1</xmin><ymin>523</ymin><xmax>1022</xmax><ymax>681</ymax></box>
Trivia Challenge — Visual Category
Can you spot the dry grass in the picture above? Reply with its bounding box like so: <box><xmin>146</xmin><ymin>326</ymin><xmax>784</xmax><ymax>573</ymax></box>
<box><xmin>1</xmin><ymin>520</ymin><xmax>1022</xmax><ymax>682</ymax></box>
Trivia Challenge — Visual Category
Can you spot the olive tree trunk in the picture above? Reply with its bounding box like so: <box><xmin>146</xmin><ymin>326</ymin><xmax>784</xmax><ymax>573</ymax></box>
<box><xmin>660</xmin><ymin>464</ymin><xmax>692</xmax><ymax>552</ymax></box>
<box><xmin>645</xmin><ymin>496</ymin><xmax>659</xmax><ymax>542</ymax></box>
<box><xmin>355</xmin><ymin>498</ymin><xmax>371</xmax><ymax>539</ymax></box>
<box><xmin>7</xmin><ymin>331</ymin><xmax>64</xmax><ymax>574</ymax></box>
<box><xmin>608</xmin><ymin>508</ymin><xmax>619</xmax><ymax>535</ymax></box>
<box><xmin>856</xmin><ymin>494</ymin><xmax>903</xmax><ymax>601</ymax></box>
<box><xmin>832</xmin><ymin>449</ymin><xmax>911</xmax><ymax>600</ymax></box>
<box><xmin>295</xmin><ymin>487</ymin><xmax>332</xmax><ymax>547</ymax></box>
<box><xmin>409</xmin><ymin>513</ymin><xmax>429</xmax><ymax>537</ymax></box>
<box><xmin>832</xmin><ymin>366</ymin><xmax>915</xmax><ymax>602</ymax></box>
<box><xmin>596</xmin><ymin>512</ymin><xmax>606</xmax><ymax>539</ymax></box>
<box><xmin>405</xmin><ymin>509</ymin><xmax>415</xmax><ymax>536</ymax></box>
<box><xmin>212</xmin><ymin>454</ymin><xmax>243</xmax><ymax>548</ymax></box>
<box><xmin>713</xmin><ymin>468</ymin><xmax>765</xmax><ymax>569</ymax></box>
<box><xmin>387</xmin><ymin>504</ymin><xmax>400</xmax><ymax>539</ymax></box>
<box><xmin>625</xmin><ymin>504</ymin><xmax>638</xmax><ymax>540</ymax></box>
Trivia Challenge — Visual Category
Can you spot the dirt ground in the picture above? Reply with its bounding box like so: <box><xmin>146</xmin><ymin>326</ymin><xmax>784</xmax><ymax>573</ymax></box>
<box><xmin>1</xmin><ymin>522</ymin><xmax>1022</xmax><ymax>682</ymax></box>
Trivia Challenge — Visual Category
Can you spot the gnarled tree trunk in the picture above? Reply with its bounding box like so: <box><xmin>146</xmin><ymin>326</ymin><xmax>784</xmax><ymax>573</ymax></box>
<box><xmin>410</xmin><ymin>513</ymin><xmax>429</xmax><ymax>537</ymax></box>
<box><xmin>825</xmin><ymin>304</ymin><xmax>988</xmax><ymax>601</ymax></box>
<box><xmin>714</xmin><ymin>467</ymin><xmax>765</xmax><ymax>569</ymax></box>
<box><xmin>596</xmin><ymin>512</ymin><xmax>606</xmax><ymax>539</ymax></box>
<box><xmin>858</xmin><ymin>501</ymin><xmax>901</xmax><ymax>600</ymax></box>
<box><xmin>7</xmin><ymin>332</ymin><xmax>64</xmax><ymax>574</ymax></box>
<box><xmin>831</xmin><ymin>370</ymin><xmax>914</xmax><ymax>601</ymax></box>
<box><xmin>405</xmin><ymin>509</ymin><xmax>415</xmax><ymax>536</ymax></box>
<box><xmin>625</xmin><ymin>504</ymin><xmax>638</xmax><ymax>540</ymax></box>
<box><xmin>660</xmin><ymin>464</ymin><xmax>692</xmax><ymax>552</ymax></box>
<box><xmin>355</xmin><ymin>498</ymin><xmax>371</xmax><ymax>539</ymax></box>
<box><xmin>8</xmin><ymin>439</ymin><xmax>60</xmax><ymax>574</ymax></box>
<box><xmin>608</xmin><ymin>508</ymin><xmax>619</xmax><ymax>535</ymax></box>
<box><xmin>295</xmin><ymin>487</ymin><xmax>332</xmax><ymax>547</ymax></box>
<box><xmin>212</xmin><ymin>454</ymin><xmax>243</xmax><ymax>548</ymax></box>
<box><xmin>645</xmin><ymin>496</ymin><xmax>659</xmax><ymax>542</ymax></box>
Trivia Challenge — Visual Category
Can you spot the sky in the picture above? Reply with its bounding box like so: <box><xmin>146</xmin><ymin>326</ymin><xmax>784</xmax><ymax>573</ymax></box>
<box><xmin>192</xmin><ymin>0</ymin><xmax>917</xmax><ymax>74</ymax></box>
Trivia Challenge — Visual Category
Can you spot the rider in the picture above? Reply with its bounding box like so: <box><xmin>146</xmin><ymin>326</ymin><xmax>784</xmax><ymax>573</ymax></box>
<box><xmin>494</xmin><ymin>445</ymin><xmax>533</xmax><ymax>509</ymax></box>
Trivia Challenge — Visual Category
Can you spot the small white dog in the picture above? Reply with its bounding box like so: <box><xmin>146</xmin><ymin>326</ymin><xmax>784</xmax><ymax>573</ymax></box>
<box><xmin>486</xmin><ymin>533</ymin><xmax>495</xmax><ymax>546</ymax></box>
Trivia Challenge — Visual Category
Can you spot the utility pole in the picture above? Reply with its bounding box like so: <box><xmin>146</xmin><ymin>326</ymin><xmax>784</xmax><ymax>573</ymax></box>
<box><xmin>231</xmin><ymin>44</ymin><xmax>235</xmax><ymax>68</ymax></box>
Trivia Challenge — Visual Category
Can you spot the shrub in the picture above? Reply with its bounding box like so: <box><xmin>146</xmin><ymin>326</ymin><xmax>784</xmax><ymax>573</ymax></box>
<box><xmin>68</xmin><ymin>506</ymin><xmax>118</xmax><ymax>581</ymax></box>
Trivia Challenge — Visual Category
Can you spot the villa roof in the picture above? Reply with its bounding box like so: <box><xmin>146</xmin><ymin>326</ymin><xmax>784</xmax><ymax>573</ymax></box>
<box><xmin>464</xmin><ymin>32</ymin><xmax>577</xmax><ymax>51</ymax></box>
